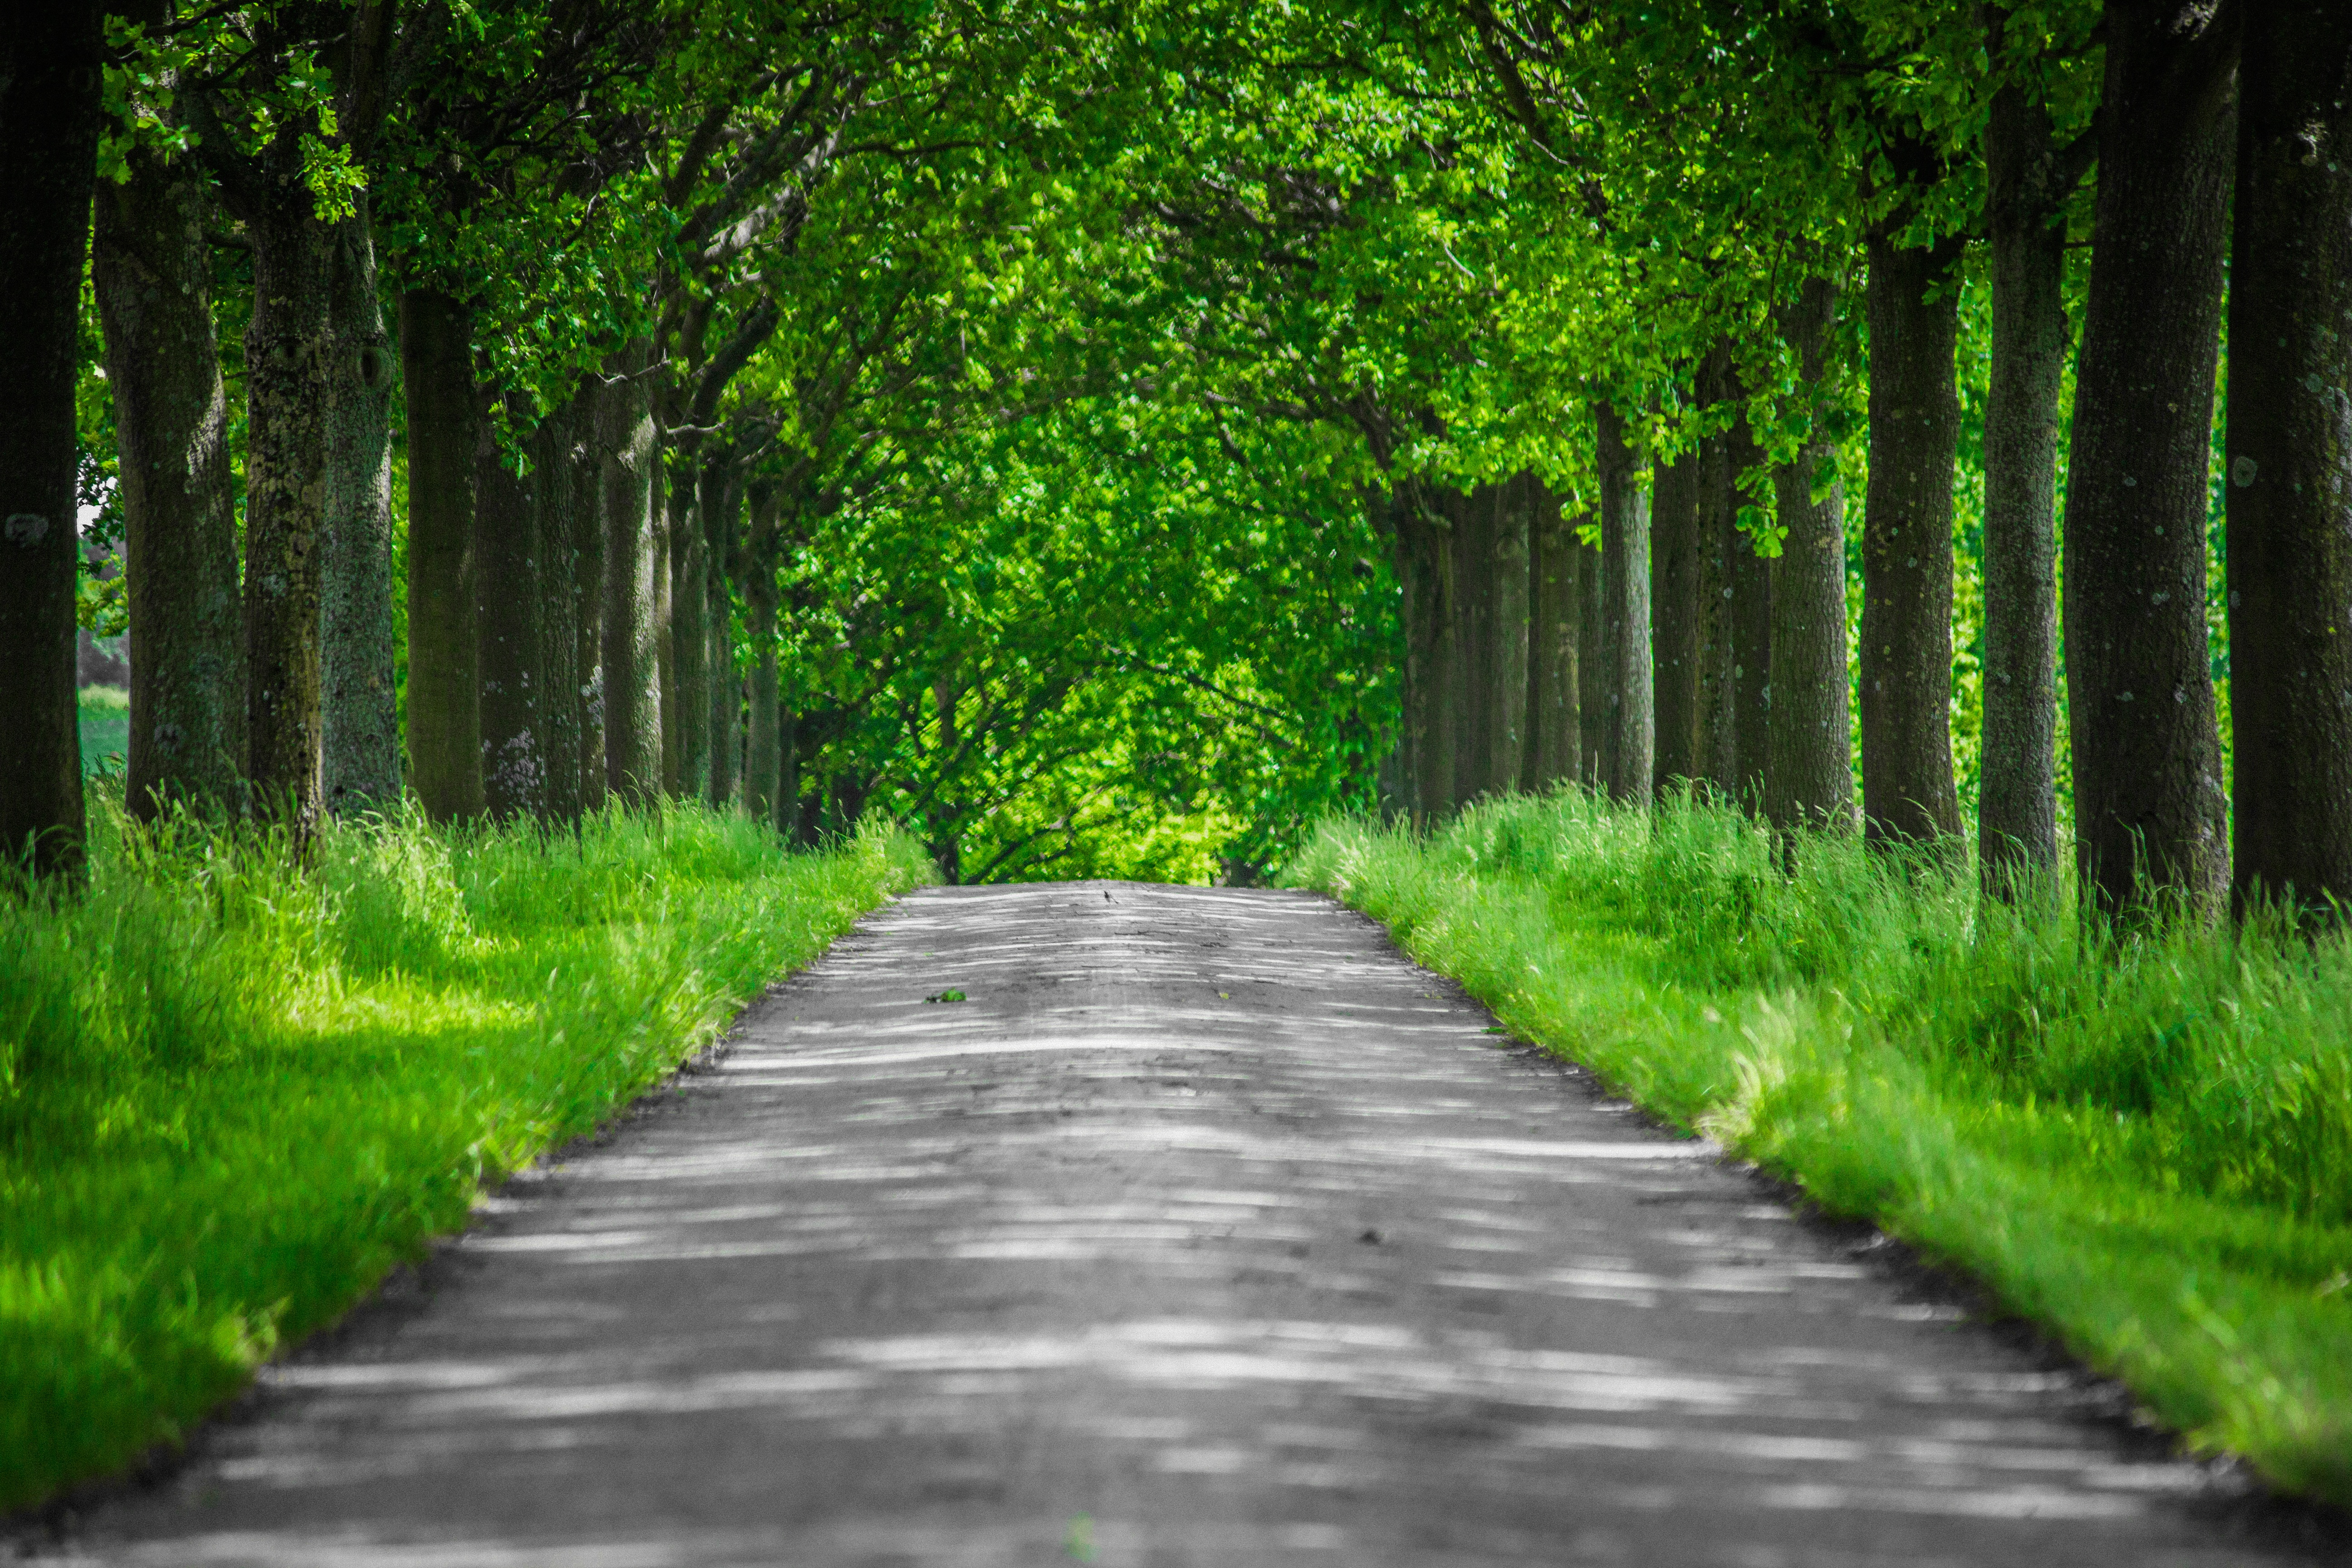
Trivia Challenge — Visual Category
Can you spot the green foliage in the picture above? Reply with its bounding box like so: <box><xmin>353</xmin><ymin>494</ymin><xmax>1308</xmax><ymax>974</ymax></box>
<box><xmin>1290</xmin><ymin>795</ymin><xmax>2352</xmax><ymax>1504</ymax></box>
<box><xmin>0</xmin><ymin>799</ymin><xmax>925</xmax><ymax>1510</ymax></box>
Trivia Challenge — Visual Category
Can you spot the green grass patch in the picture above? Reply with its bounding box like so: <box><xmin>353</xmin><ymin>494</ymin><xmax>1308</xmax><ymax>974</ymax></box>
<box><xmin>1286</xmin><ymin>792</ymin><xmax>2352</xmax><ymax>1507</ymax></box>
<box><xmin>0</xmin><ymin>796</ymin><xmax>928</xmax><ymax>1512</ymax></box>
<box><xmin>76</xmin><ymin>686</ymin><xmax>128</xmax><ymax>779</ymax></box>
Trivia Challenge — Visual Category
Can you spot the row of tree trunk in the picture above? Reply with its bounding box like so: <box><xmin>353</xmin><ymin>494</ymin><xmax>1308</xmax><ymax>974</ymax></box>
<box><xmin>1383</xmin><ymin>319</ymin><xmax>1853</xmax><ymax>847</ymax></box>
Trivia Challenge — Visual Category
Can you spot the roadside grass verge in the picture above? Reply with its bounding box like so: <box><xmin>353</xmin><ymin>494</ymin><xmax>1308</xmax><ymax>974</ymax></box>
<box><xmin>0</xmin><ymin>797</ymin><xmax>928</xmax><ymax>1513</ymax></box>
<box><xmin>1286</xmin><ymin>792</ymin><xmax>2352</xmax><ymax>1508</ymax></box>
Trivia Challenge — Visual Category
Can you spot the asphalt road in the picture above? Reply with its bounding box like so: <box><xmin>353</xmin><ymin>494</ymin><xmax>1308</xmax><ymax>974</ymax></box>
<box><xmin>28</xmin><ymin>882</ymin><xmax>2342</xmax><ymax>1566</ymax></box>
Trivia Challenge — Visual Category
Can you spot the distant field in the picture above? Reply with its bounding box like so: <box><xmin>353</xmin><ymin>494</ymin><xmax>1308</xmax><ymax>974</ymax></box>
<box><xmin>76</xmin><ymin>686</ymin><xmax>128</xmax><ymax>778</ymax></box>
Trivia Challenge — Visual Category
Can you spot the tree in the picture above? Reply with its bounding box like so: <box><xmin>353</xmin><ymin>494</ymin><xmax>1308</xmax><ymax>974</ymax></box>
<box><xmin>1764</xmin><ymin>275</ymin><xmax>1853</xmax><ymax>836</ymax></box>
<box><xmin>2063</xmin><ymin>0</ymin><xmax>2236</xmax><ymax>917</ymax></box>
<box><xmin>2225</xmin><ymin>0</ymin><xmax>2352</xmax><ymax>919</ymax></box>
<box><xmin>93</xmin><ymin>122</ymin><xmax>245</xmax><ymax>820</ymax></box>
<box><xmin>1976</xmin><ymin>5</ymin><xmax>2092</xmax><ymax>892</ymax></box>
<box><xmin>0</xmin><ymin>0</ymin><xmax>105</xmax><ymax>881</ymax></box>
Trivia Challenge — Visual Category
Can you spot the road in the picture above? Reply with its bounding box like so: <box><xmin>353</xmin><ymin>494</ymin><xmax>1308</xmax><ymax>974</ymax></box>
<box><xmin>30</xmin><ymin>882</ymin><xmax>2336</xmax><ymax>1566</ymax></box>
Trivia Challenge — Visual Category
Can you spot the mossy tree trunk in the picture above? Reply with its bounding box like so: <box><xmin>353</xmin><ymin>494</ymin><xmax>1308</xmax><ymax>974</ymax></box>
<box><xmin>1728</xmin><ymin>402</ymin><xmax>1773</xmax><ymax>813</ymax></box>
<box><xmin>0</xmin><ymin>0</ymin><xmax>102</xmax><ymax>879</ymax></box>
<box><xmin>476</xmin><ymin>399</ymin><xmax>544</xmax><ymax>821</ymax></box>
<box><xmin>2063</xmin><ymin>0</ymin><xmax>2235</xmax><ymax>916</ymax></box>
<box><xmin>1577</xmin><ymin>521</ymin><xmax>1605</xmax><ymax>788</ymax></box>
<box><xmin>667</xmin><ymin>456</ymin><xmax>711</xmax><ymax>803</ymax></box>
<box><xmin>705</xmin><ymin>460</ymin><xmax>745</xmax><ymax>809</ymax></box>
<box><xmin>2225</xmin><ymin>0</ymin><xmax>2352</xmax><ymax>918</ymax></box>
<box><xmin>600</xmin><ymin>338</ymin><xmax>664</xmax><ymax>806</ymax></box>
<box><xmin>1523</xmin><ymin>483</ymin><xmax>1580</xmax><ymax>791</ymax></box>
<box><xmin>1766</xmin><ymin>277</ymin><xmax>1855</xmax><ymax>836</ymax></box>
<box><xmin>1696</xmin><ymin>349</ymin><xmax>1740</xmax><ymax>798</ymax></box>
<box><xmin>1597</xmin><ymin>402</ymin><xmax>1653</xmax><ymax>805</ymax></box>
<box><xmin>239</xmin><ymin>202</ymin><xmax>337</xmax><ymax>834</ymax></box>
<box><xmin>1391</xmin><ymin>479</ymin><xmax>1458</xmax><ymax>823</ymax></box>
<box><xmin>1978</xmin><ymin>39</ymin><xmax>2072</xmax><ymax>893</ymax></box>
<box><xmin>536</xmin><ymin>399</ymin><xmax>585</xmax><ymax>829</ymax></box>
<box><xmin>398</xmin><ymin>288</ymin><xmax>482</xmax><ymax>823</ymax></box>
<box><xmin>1651</xmin><ymin>443</ymin><xmax>1701</xmax><ymax>793</ymax></box>
<box><xmin>1862</xmin><ymin>227</ymin><xmax>1965</xmax><ymax>848</ymax></box>
<box><xmin>322</xmin><ymin>198</ymin><xmax>401</xmax><ymax>816</ymax></box>
<box><xmin>1490</xmin><ymin>476</ymin><xmax>1533</xmax><ymax>792</ymax></box>
<box><xmin>744</xmin><ymin>481</ymin><xmax>783</xmax><ymax>831</ymax></box>
<box><xmin>574</xmin><ymin>396</ymin><xmax>606</xmax><ymax>817</ymax></box>
<box><xmin>94</xmin><ymin>142</ymin><xmax>244</xmax><ymax>822</ymax></box>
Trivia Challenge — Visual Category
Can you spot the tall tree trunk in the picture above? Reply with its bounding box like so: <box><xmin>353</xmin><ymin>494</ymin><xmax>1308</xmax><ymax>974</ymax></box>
<box><xmin>706</xmin><ymin>461</ymin><xmax>743</xmax><ymax>809</ymax></box>
<box><xmin>2065</xmin><ymin>0</ymin><xmax>2235</xmax><ymax>916</ymax></box>
<box><xmin>1730</xmin><ymin>404</ymin><xmax>1774</xmax><ymax>813</ymax></box>
<box><xmin>0</xmin><ymin>0</ymin><xmax>102</xmax><ymax>878</ymax></box>
<box><xmin>668</xmin><ymin>456</ymin><xmax>710</xmax><ymax>801</ymax></box>
<box><xmin>1490</xmin><ymin>477</ymin><xmax>1532</xmax><ymax>791</ymax></box>
<box><xmin>321</xmin><ymin>200</ymin><xmax>399</xmax><ymax>815</ymax></box>
<box><xmin>1392</xmin><ymin>480</ymin><xmax>1457</xmax><ymax>822</ymax></box>
<box><xmin>656</xmin><ymin>459</ymin><xmax>677</xmax><ymax>795</ymax></box>
<box><xmin>601</xmin><ymin>339</ymin><xmax>663</xmax><ymax>805</ymax></box>
<box><xmin>1766</xmin><ymin>276</ymin><xmax>1855</xmax><ymax>835</ymax></box>
<box><xmin>94</xmin><ymin>142</ymin><xmax>244</xmax><ymax>822</ymax></box>
<box><xmin>2226</xmin><ymin>0</ymin><xmax>2352</xmax><ymax>918</ymax></box>
<box><xmin>1523</xmin><ymin>485</ymin><xmax>1580</xmax><ymax>790</ymax></box>
<box><xmin>744</xmin><ymin>484</ymin><xmax>782</xmax><ymax>831</ymax></box>
<box><xmin>574</xmin><ymin>400</ymin><xmax>605</xmax><ymax>816</ymax></box>
<box><xmin>476</xmin><ymin>402</ymin><xmax>544</xmax><ymax>821</ymax></box>
<box><xmin>1696</xmin><ymin>348</ymin><xmax>1740</xmax><ymax>796</ymax></box>
<box><xmin>1862</xmin><ymin>230</ymin><xmax>1965</xmax><ymax>848</ymax></box>
<box><xmin>1447</xmin><ymin>485</ymin><xmax>1494</xmax><ymax>804</ymax></box>
<box><xmin>1979</xmin><ymin>62</ymin><xmax>2069</xmax><ymax>893</ymax></box>
<box><xmin>1577</xmin><ymin>524</ymin><xmax>1606</xmax><ymax>786</ymax></box>
<box><xmin>1597</xmin><ymin>403</ymin><xmax>1653</xmax><ymax>805</ymax></box>
<box><xmin>398</xmin><ymin>288</ymin><xmax>482</xmax><ymax>823</ymax></box>
<box><xmin>536</xmin><ymin>401</ymin><xmax>583</xmax><ymax>829</ymax></box>
<box><xmin>1651</xmin><ymin>442</ymin><xmax>1701</xmax><ymax>792</ymax></box>
<box><xmin>241</xmin><ymin>203</ymin><xmax>337</xmax><ymax>833</ymax></box>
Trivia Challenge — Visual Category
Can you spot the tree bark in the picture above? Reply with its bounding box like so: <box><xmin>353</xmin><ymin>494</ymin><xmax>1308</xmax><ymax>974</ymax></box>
<box><xmin>706</xmin><ymin>461</ymin><xmax>744</xmax><ymax>809</ymax></box>
<box><xmin>398</xmin><ymin>288</ymin><xmax>482</xmax><ymax>823</ymax></box>
<box><xmin>2064</xmin><ymin>0</ymin><xmax>2235</xmax><ymax>916</ymax></box>
<box><xmin>1490</xmin><ymin>477</ymin><xmax>1532</xmax><ymax>792</ymax></box>
<box><xmin>94</xmin><ymin>142</ymin><xmax>244</xmax><ymax>822</ymax></box>
<box><xmin>668</xmin><ymin>456</ymin><xmax>710</xmax><ymax>801</ymax></box>
<box><xmin>1730</xmin><ymin>404</ymin><xmax>1774</xmax><ymax>813</ymax></box>
<box><xmin>1696</xmin><ymin>348</ymin><xmax>1740</xmax><ymax>797</ymax></box>
<box><xmin>574</xmin><ymin>398</ymin><xmax>606</xmax><ymax>816</ymax></box>
<box><xmin>1523</xmin><ymin>483</ymin><xmax>1580</xmax><ymax>790</ymax></box>
<box><xmin>1391</xmin><ymin>480</ymin><xmax>1457</xmax><ymax>822</ymax></box>
<box><xmin>2225</xmin><ymin>0</ymin><xmax>2352</xmax><ymax>919</ymax></box>
<box><xmin>1597</xmin><ymin>402</ymin><xmax>1653</xmax><ymax>805</ymax></box>
<box><xmin>1446</xmin><ymin>484</ymin><xmax>1494</xmax><ymax>804</ymax></box>
<box><xmin>1577</xmin><ymin>523</ymin><xmax>1606</xmax><ymax>787</ymax></box>
<box><xmin>601</xmin><ymin>339</ymin><xmax>663</xmax><ymax>805</ymax></box>
<box><xmin>476</xmin><ymin>402</ymin><xmax>544</xmax><ymax>821</ymax></box>
<box><xmin>655</xmin><ymin>459</ymin><xmax>677</xmax><ymax>794</ymax></box>
<box><xmin>240</xmin><ymin>202</ymin><xmax>337</xmax><ymax>833</ymax></box>
<box><xmin>0</xmin><ymin>0</ymin><xmax>102</xmax><ymax>878</ymax></box>
<box><xmin>1980</xmin><ymin>60</ymin><xmax>2070</xmax><ymax>893</ymax></box>
<box><xmin>536</xmin><ymin>400</ymin><xmax>584</xmax><ymax>829</ymax></box>
<box><xmin>322</xmin><ymin>199</ymin><xmax>400</xmax><ymax>815</ymax></box>
<box><xmin>744</xmin><ymin>483</ymin><xmax>782</xmax><ymax>830</ymax></box>
<box><xmin>1862</xmin><ymin>230</ymin><xmax>1965</xmax><ymax>848</ymax></box>
<box><xmin>1767</xmin><ymin>276</ymin><xmax>1855</xmax><ymax>835</ymax></box>
<box><xmin>1651</xmin><ymin>441</ymin><xmax>1701</xmax><ymax>792</ymax></box>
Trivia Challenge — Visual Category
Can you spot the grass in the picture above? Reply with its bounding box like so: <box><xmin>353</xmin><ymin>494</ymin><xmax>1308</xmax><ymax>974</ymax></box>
<box><xmin>0</xmin><ymin>793</ymin><xmax>929</xmax><ymax>1513</ymax></box>
<box><xmin>1285</xmin><ymin>790</ymin><xmax>2352</xmax><ymax>1508</ymax></box>
<box><xmin>76</xmin><ymin>686</ymin><xmax>128</xmax><ymax>779</ymax></box>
